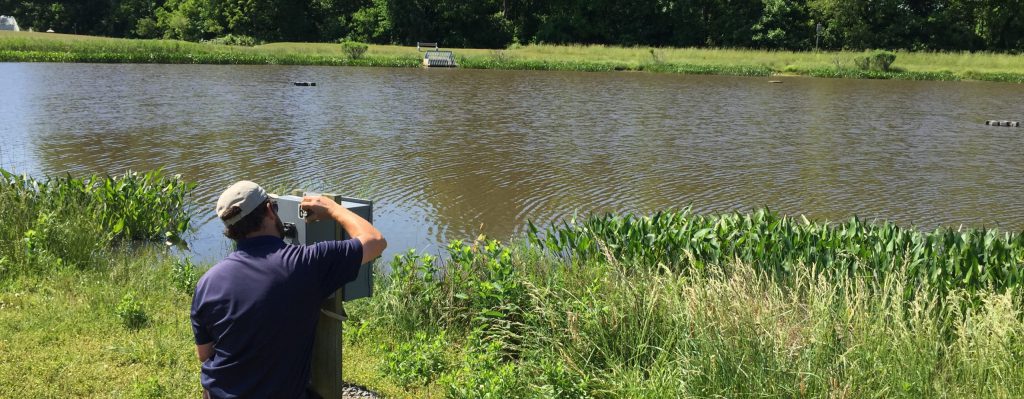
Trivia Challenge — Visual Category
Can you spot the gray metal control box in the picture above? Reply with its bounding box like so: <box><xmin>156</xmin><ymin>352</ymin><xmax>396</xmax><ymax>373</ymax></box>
<box><xmin>271</xmin><ymin>191</ymin><xmax>374</xmax><ymax>399</ymax></box>
<box><xmin>273</xmin><ymin>193</ymin><xmax>373</xmax><ymax>301</ymax></box>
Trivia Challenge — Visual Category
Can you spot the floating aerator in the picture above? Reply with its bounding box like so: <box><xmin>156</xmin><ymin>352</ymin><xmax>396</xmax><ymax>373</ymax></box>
<box><xmin>986</xmin><ymin>120</ymin><xmax>1020</xmax><ymax>127</ymax></box>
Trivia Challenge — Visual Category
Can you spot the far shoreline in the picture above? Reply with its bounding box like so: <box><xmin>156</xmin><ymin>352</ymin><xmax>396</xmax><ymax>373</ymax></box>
<box><xmin>2</xmin><ymin>31</ymin><xmax>1023</xmax><ymax>83</ymax></box>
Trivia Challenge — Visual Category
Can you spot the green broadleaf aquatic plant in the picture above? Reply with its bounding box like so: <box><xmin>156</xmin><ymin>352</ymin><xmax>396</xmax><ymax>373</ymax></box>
<box><xmin>527</xmin><ymin>208</ymin><xmax>1024</xmax><ymax>296</ymax></box>
<box><xmin>0</xmin><ymin>168</ymin><xmax>196</xmax><ymax>275</ymax></box>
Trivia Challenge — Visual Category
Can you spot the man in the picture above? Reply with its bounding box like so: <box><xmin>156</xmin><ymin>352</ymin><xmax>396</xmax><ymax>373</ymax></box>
<box><xmin>191</xmin><ymin>181</ymin><xmax>386</xmax><ymax>398</ymax></box>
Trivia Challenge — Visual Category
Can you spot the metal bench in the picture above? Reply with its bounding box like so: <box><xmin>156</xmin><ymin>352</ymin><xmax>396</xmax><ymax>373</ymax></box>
<box><xmin>416</xmin><ymin>42</ymin><xmax>439</xmax><ymax>52</ymax></box>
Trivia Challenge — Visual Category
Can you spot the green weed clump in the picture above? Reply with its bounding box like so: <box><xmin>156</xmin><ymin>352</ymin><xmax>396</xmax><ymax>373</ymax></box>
<box><xmin>170</xmin><ymin>257</ymin><xmax>199</xmax><ymax>294</ymax></box>
<box><xmin>131</xmin><ymin>377</ymin><xmax>168</xmax><ymax>398</ymax></box>
<box><xmin>380</xmin><ymin>241</ymin><xmax>530</xmax><ymax>354</ymax></box>
<box><xmin>440</xmin><ymin>332</ymin><xmax>523</xmax><ymax>398</ymax></box>
<box><xmin>380</xmin><ymin>331</ymin><xmax>450</xmax><ymax>388</ymax></box>
<box><xmin>115</xmin><ymin>292</ymin><xmax>148</xmax><ymax>330</ymax></box>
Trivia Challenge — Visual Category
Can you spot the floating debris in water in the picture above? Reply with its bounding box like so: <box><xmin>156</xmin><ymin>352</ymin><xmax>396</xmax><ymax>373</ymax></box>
<box><xmin>986</xmin><ymin>120</ymin><xmax>1020</xmax><ymax>127</ymax></box>
<box><xmin>293</xmin><ymin>82</ymin><xmax>317</xmax><ymax>87</ymax></box>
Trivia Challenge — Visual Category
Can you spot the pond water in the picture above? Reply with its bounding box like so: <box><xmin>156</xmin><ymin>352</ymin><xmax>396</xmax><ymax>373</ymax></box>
<box><xmin>2</xmin><ymin>63</ymin><xmax>1022</xmax><ymax>263</ymax></box>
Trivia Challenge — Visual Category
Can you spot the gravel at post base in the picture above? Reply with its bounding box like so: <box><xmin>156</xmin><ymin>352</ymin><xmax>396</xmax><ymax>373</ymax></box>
<box><xmin>342</xmin><ymin>383</ymin><xmax>380</xmax><ymax>398</ymax></box>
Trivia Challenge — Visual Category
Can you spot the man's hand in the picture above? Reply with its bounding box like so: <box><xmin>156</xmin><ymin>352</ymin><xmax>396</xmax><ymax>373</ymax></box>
<box><xmin>299</xmin><ymin>195</ymin><xmax>340</xmax><ymax>223</ymax></box>
<box><xmin>300</xmin><ymin>196</ymin><xmax>387</xmax><ymax>264</ymax></box>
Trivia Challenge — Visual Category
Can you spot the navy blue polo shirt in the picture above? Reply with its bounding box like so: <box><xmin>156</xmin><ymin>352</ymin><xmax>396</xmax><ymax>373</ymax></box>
<box><xmin>191</xmin><ymin>235</ymin><xmax>364</xmax><ymax>399</ymax></box>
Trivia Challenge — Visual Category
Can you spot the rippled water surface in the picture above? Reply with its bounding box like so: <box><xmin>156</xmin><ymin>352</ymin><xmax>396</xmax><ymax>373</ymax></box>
<box><xmin>2</xmin><ymin>63</ymin><xmax>1023</xmax><ymax>262</ymax></box>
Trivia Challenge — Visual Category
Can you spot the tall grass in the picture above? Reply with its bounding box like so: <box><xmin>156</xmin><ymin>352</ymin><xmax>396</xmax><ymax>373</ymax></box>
<box><xmin>4</xmin><ymin>32</ymin><xmax>1024</xmax><ymax>82</ymax></box>
<box><xmin>347</xmin><ymin>231</ymin><xmax>1024</xmax><ymax>398</ymax></box>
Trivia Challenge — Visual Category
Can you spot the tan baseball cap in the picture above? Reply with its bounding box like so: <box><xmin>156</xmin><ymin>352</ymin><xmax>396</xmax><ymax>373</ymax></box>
<box><xmin>216</xmin><ymin>181</ymin><xmax>277</xmax><ymax>226</ymax></box>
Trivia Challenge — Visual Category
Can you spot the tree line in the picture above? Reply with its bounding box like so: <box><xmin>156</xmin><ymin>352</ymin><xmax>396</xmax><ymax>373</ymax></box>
<box><xmin>2</xmin><ymin>0</ymin><xmax>1022</xmax><ymax>52</ymax></box>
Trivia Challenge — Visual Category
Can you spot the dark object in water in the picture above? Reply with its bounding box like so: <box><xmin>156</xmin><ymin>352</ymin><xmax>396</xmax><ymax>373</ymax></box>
<box><xmin>293</xmin><ymin>82</ymin><xmax>317</xmax><ymax>87</ymax></box>
<box><xmin>985</xmin><ymin>120</ymin><xmax>1020</xmax><ymax>127</ymax></box>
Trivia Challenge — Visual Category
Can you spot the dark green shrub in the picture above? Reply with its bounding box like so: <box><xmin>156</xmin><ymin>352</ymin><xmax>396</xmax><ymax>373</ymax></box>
<box><xmin>340</xmin><ymin>41</ymin><xmax>369</xmax><ymax>59</ymax></box>
<box><xmin>648</xmin><ymin>48</ymin><xmax>664</xmax><ymax>65</ymax></box>
<box><xmin>854</xmin><ymin>50</ymin><xmax>897</xmax><ymax>72</ymax></box>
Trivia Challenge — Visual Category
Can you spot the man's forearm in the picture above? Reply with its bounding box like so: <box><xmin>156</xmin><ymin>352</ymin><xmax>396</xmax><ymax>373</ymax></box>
<box><xmin>328</xmin><ymin>203</ymin><xmax>386</xmax><ymax>263</ymax></box>
<box><xmin>329</xmin><ymin>205</ymin><xmax>379</xmax><ymax>240</ymax></box>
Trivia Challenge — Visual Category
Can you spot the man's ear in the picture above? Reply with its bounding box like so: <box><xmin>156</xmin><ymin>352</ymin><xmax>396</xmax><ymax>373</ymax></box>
<box><xmin>264</xmin><ymin>203</ymin><xmax>279</xmax><ymax>223</ymax></box>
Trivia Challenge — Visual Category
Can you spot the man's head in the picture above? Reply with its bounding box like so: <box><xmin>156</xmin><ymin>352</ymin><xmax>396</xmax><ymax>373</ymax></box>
<box><xmin>216</xmin><ymin>181</ymin><xmax>283</xmax><ymax>240</ymax></box>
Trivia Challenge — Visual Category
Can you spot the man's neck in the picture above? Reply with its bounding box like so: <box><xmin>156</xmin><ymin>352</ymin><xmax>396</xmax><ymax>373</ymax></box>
<box><xmin>244</xmin><ymin>226</ymin><xmax>282</xmax><ymax>239</ymax></box>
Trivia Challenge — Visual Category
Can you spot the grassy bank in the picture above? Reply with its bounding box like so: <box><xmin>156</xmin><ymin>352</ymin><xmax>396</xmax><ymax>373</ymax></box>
<box><xmin>0</xmin><ymin>31</ymin><xmax>418</xmax><ymax>67</ymax></box>
<box><xmin>0</xmin><ymin>251</ymin><xmax>202</xmax><ymax>397</ymax></box>
<box><xmin>3</xmin><ymin>31</ymin><xmax>1024</xmax><ymax>82</ymax></box>
<box><xmin>3</xmin><ymin>170</ymin><xmax>1024</xmax><ymax>397</ymax></box>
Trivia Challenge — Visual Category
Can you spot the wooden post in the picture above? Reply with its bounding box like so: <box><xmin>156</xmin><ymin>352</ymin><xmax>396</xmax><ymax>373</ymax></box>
<box><xmin>311</xmin><ymin>193</ymin><xmax>346</xmax><ymax>399</ymax></box>
<box><xmin>311</xmin><ymin>290</ymin><xmax>345</xmax><ymax>399</ymax></box>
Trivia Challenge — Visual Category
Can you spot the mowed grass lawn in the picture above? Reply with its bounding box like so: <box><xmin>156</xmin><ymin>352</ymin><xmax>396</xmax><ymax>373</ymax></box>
<box><xmin>3</xmin><ymin>31</ymin><xmax>1024</xmax><ymax>80</ymax></box>
<box><xmin>0</xmin><ymin>252</ymin><xmax>202</xmax><ymax>398</ymax></box>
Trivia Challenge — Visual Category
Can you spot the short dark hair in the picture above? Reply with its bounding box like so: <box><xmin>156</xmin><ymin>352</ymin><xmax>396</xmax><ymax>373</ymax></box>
<box><xmin>222</xmin><ymin>200</ymin><xmax>270</xmax><ymax>240</ymax></box>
